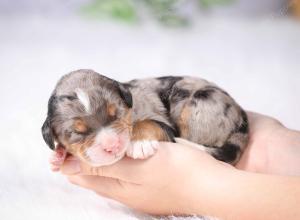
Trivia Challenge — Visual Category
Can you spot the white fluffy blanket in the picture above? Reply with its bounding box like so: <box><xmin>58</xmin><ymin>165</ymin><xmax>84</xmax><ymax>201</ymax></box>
<box><xmin>0</xmin><ymin>15</ymin><xmax>299</xmax><ymax>220</ymax></box>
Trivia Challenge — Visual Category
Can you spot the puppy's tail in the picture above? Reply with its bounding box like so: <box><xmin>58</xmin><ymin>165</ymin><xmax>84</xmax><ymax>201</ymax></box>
<box><xmin>207</xmin><ymin>137</ymin><xmax>247</xmax><ymax>165</ymax></box>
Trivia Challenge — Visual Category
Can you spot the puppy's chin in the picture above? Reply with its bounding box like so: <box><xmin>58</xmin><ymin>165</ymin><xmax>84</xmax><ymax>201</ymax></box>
<box><xmin>78</xmin><ymin>133</ymin><xmax>131</xmax><ymax>167</ymax></box>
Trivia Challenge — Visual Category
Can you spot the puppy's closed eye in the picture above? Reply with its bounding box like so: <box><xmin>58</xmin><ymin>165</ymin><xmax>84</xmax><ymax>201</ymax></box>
<box><xmin>107</xmin><ymin>103</ymin><xmax>117</xmax><ymax>117</ymax></box>
<box><xmin>73</xmin><ymin>119</ymin><xmax>89</xmax><ymax>134</ymax></box>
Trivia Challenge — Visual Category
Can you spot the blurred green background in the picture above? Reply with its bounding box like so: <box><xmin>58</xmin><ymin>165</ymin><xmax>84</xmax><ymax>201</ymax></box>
<box><xmin>81</xmin><ymin>0</ymin><xmax>235</xmax><ymax>26</ymax></box>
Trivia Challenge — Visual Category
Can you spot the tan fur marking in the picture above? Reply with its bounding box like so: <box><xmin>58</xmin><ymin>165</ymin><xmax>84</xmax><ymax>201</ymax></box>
<box><xmin>111</xmin><ymin>109</ymin><xmax>133</xmax><ymax>134</ymax></box>
<box><xmin>131</xmin><ymin>120</ymin><xmax>169</xmax><ymax>142</ymax></box>
<box><xmin>65</xmin><ymin>136</ymin><xmax>95</xmax><ymax>161</ymax></box>
<box><xmin>177</xmin><ymin>105</ymin><xmax>190</xmax><ymax>138</ymax></box>
<box><xmin>292</xmin><ymin>0</ymin><xmax>300</xmax><ymax>18</ymax></box>
<box><xmin>107</xmin><ymin>103</ymin><xmax>117</xmax><ymax>117</ymax></box>
<box><xmin>73</xmin><ymin>119</ymin><xmax>88</xmax><ymax>133</ymax></box>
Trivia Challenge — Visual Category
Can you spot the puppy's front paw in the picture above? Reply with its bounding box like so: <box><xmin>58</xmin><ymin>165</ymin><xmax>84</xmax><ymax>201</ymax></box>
<box><xmin>126</xmin><ymin>140</ymin><xmax>159</xmax><ymax>159</ymax></box>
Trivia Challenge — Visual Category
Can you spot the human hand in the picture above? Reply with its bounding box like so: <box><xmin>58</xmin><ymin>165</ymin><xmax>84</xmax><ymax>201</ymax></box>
<box><xmin>236</xmin><ymin>112</ymin><xmax>300</xmax><ymax>175</ymax></box>
<box><xmin>60</xmin><ymin>141</ymin><xmax>232</xmax><ymax>215</ymax></box>
<box><xmin>58</xmin><ymin>111</ymin><xmax>300</xmax><ymax>216</ymax></box>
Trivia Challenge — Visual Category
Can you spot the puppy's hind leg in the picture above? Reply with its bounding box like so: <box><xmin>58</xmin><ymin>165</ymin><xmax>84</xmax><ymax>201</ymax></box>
<box><xmin>175</xmin><ymin>131</ymin><xmax>247</xmax><ymax>165</ymax></box>
<box><xmin>174</xmin><ymin>137</ymin><xmax>206</xmax><ymax>151</ymax></box>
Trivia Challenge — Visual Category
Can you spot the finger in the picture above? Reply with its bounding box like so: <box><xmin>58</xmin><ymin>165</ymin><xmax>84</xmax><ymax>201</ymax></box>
<box><xmin>50</xmin><ymin>164</ymin><xmax>60</xmax><ymax>172</ymax></box>
<box><xmin>60</xmin><ymin>156</ymin><xmax>145</xmax><ymax>182</ymax></box>
<box><xmin>61</xmin><ymin>142</ymin><xmax>184</xmax><ymax>181</ymax></box>
<box><xmin>49</xmin><ymin>145</ymin><xmax>67</xmax><ymax>172</ymax></box>
<box><xmin>49</xmin><ymin>147</ymin><xmax>66</xmax><ymax>163</ymax></box>
<box><xmin>67</xmin><ymin>175</ymin><xmax>125</xmax><ymax>200</ymax></box>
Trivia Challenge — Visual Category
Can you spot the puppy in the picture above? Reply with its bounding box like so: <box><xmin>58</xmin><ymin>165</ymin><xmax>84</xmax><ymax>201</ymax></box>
<box><xmin>42</xmin><ymin>69</ymin><xmax>248</xmax><ymax>169</ymax></box>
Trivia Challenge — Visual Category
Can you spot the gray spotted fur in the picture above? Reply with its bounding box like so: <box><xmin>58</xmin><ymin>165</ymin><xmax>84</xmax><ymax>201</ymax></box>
<box><xmin>42</xmin><ymin>69</ymin><xmax>249</xmax><ymax>164</ymax></box>
<box><xmin>127</xmin><ymin>76</ymin><xmax>248</xmax><ymax>164</ymax></box>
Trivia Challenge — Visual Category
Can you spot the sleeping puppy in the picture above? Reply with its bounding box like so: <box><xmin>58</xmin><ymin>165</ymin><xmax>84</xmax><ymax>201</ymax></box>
<box><xmin>42</xmin><ymin>69</ymin><xmax>248</xmax><ymax>169</ymax></box>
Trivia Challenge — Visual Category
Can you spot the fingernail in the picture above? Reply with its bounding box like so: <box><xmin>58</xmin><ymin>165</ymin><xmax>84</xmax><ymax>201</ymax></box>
<box><xmin>63</xmin><ymin>160</ymin><xmax>81</xmax><ymax>174</ymax></box>
<box><xmin>51</xmin><ymin>166</ymin><xmax>60</xmax><ymax>172</ymax></box>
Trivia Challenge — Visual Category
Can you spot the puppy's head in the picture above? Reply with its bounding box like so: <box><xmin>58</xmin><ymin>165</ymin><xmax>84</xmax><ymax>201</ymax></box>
<box><xmin>42</xmin><ymin>69</ymin><xmax>133</xmax><ymax>166</ymax></box>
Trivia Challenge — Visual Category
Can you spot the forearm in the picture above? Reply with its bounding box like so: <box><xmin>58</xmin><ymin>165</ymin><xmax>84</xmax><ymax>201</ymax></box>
<box><xmin>189</xmin><ymin>168</ymin><xmax>300</xmax><ymax>220</ymax></box>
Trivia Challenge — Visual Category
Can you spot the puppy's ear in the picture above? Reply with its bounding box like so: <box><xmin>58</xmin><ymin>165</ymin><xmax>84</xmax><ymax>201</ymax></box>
<box><xmin>116</xmin><ymin>83</ymin><xmax>133</xmax><ymax>108</ymax></box>
<box><xmin>41</xmin><ymin>117</ymin><xmax>55</xmax><ymax>150</ymax></box>
<box><xmin>41</xmin><ymin>94</ymin><xmax>57</xmax><ymax>150</ymax></box>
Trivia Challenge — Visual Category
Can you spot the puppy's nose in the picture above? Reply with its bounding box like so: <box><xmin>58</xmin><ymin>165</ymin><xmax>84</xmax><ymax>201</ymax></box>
<box><xmin>102</xmin><ymin>137</ymin><xmax>121</xmax><ymax>154</ymax></box>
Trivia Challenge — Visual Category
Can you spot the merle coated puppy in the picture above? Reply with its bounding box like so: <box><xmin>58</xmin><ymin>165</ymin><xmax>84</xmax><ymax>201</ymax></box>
<box><xmin>42</xmin><ymin>69</ymin><xmax>248</xmax><ymax>168</ymax></box>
